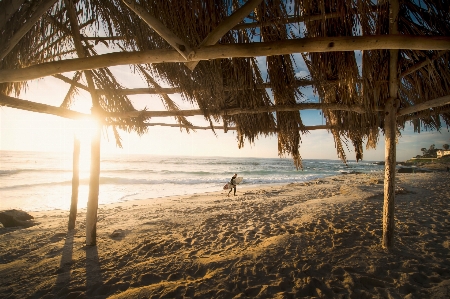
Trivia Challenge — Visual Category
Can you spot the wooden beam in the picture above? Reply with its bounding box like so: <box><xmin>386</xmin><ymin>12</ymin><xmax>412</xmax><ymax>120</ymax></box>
<box><xmin>0</xmin><ymin>0</ymin><xmax>26</xmax><ymax>31</ymax></box>
<box><xmin>0</xmin><ymin>93</ymin><xmax>89</xmax><ymax>119</ymax></box>
<box><xmin>233</xmin><ymin>14</ymin><xmax>339</xmax><ymax>31</ymax></box>
<box><xmin>121</xmin><ymin>0</ymin><xmax>193</xmax><ymax>60</ymax></box>
<box><xmin>6</xmin><ymin>90</ymin><xmax>449</xmax><ymax>125</ymax></box>
<box><xmin>397</xmin><ymin>95</ymin><xmax>450</xmax><ymax>116</ymax></box>
<box><xmin>51</xmin><ymin>76</ymin><xmax>345</xmax><ymax>102</ymax></box>
<box><xmin>0</xmin><ymin>0</ymin><xmax>58</xmax><ymax>60</ymax></box>
<box><xmin>76</xmin><ymin>5</ymin><xmax>380</xmax><ymax>42</ymax></box>
<box><xmin>81</xmin><ymin>36</ymin><xmax>124</xmax><ymax>41</ymax></box>
<box><xmin>99</xmin><ymin>87</ymin><xmax>181</xmax><ymax>96</ymax></box>
<box><xmin>401</xmin><ymin>106</ymin><xmax>450</xmax><ymax>123</ymax></box>
<box><xmin>144</xmin><ymin>123</ymin><xmax>332</xmax><ymax>131</ymax></box>
<box><xmin>53</xmin><ymin>73</ymin><xmax>89</xmax><ymax>91</ymax></box>
<box><xmin>103</xmin><ymin>103</ymin><xmax>382</xmax><ymax>118</ymax></box>
<box><xmin>137</xmin><ymin>64</ymin><xmax>193</xmax><ymax>128</ymax></box>
<box><xmin>60</xmin><ymin>71</ymin><xmax>82</xmax><ymax>108</ymax></box>
<box><xmin>80</xmin><ymin>19</ymin><xmax>96</xmax><ymax>30</ymax></box>
<box><xmin>95</xmin><ymin>79</ymin><xmax>316</xmax><ymax>95</ymax></box>
<box><xmin>403</xmin><ymin>107</ymin><xmax>450</xmax><ymax>123</ymax></box>
<box><xmin>400</xmin><ymin>50</ymin><xmax>449</xmax><ymax>78</ymax></box>
<box><xmin>382</xmin><ymin>0</ymin><xmax>400</xmax><ymax>250</ymax></box>
<box><xmin>1</xmin><ymin>35</ymin><xmax>449</xmax><ymax>83</ymax></box>
<box><xmin>185</xmin><ymin>0</ymin><xmax>263</xmax><ymax>70</ymax></box>
<box><xmin>224</xmin><ymin>103</ymin><xmax>376</xmax><ymax>115</ymax></box>
<box><xmin>201</xmin><ymin>0</ymin><xmax>263</xmax><ymax>42</ymax></box>
<box><xmin>232</xmin><ymin>5</ymin><xmax>381</xmax><ymax>30</ymax></box>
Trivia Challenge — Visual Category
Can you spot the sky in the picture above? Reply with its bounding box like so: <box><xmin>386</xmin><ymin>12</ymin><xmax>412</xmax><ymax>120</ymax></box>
<box><xmin>1</xmin><ymin>66</ymin><xmax>449</xmax><ymax>163</ymax></box>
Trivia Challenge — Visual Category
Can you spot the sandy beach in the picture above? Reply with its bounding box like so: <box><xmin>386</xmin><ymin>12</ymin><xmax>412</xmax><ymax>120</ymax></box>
<box><xmin>0</xmin><ymin>171</ymin><xmax>449</xmax><ymax>299</ymax></box>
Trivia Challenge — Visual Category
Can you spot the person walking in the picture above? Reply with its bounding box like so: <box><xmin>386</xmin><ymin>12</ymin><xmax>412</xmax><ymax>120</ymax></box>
<box><xmin>227</xmin><ymin>173</ymin><xmax>237</xmax><ymax>196</ymax></box>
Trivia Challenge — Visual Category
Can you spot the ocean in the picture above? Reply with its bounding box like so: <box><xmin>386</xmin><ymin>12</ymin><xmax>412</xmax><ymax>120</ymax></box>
<box><xmin>0</xmin><ymin>150</ymin><xmax>385</xmax><ymax>212</ymax></box>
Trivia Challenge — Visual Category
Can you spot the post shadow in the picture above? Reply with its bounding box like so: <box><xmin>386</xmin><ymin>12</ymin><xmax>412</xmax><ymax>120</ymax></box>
<box><xmin>48</xmin><ymin>229</ymin><xmax>76</xmax><ymax>297</ymax></box>
<box><xmin>85</xmin><ymin>244</ymin><xmax>105</xmax><ymax>297</ymax></box>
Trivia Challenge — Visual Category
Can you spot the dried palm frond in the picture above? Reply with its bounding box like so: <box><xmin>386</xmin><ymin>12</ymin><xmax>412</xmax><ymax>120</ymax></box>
<box><xmin>0</xmin><ymin>0</ymin><xmax>449</xmax><ymax>164</ymax></box>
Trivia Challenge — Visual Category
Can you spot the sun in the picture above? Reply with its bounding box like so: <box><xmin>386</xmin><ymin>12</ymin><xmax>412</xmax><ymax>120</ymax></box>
<box><xmin>72</xmin><ymin>117</ymin><xmax>100</xmax><ymax>143</ymax></box>
<box><xmin>71</xmin><ymin>117</ymin><xmax>101</xmax><ymax>175</ymax></box>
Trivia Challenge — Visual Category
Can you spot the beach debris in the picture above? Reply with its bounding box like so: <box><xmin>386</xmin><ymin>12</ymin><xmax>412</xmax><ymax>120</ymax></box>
<box><xmin>109</xmin><ymin>229</ymin><xmax>127</xmax><ymax>240</ymax></box>
<box><xmin>395</xmin><ymin>186</ymin><xmax>413</xmax><ymax>195</ymax></box>
<box><xmin>0</xmin><ymin>209</ymin><xmax>36</xmax><ymax>228</ymax></box>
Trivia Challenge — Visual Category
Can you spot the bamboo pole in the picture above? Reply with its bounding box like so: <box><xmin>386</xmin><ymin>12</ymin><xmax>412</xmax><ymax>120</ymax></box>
<box><xmin>1</xmin><ymin>35</ymin><xmax>450</xmax><ymax>83</ymax></box>
<box><xmin>382</xmin><ymin>0</ymin><xmax>400</xmax><ymax>250</ymax></box>
<box><xmin>68</xmin><ymin>136</ymin><xmax>80</xmax><ymax>230</ymax></box>
<box><xmin>185</xmin><ymin>0</ymin><xmax>263</xmax><ymax>70</ymax></box>
<box><xmin>0</xmin><ymin>0</ymin><xmax>58</xmax><ymax>60</ymax></box>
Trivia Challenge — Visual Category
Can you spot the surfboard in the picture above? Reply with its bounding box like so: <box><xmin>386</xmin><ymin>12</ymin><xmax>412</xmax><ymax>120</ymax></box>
<box><xmin>223</xmin><ymin>177</ymin><xmax>243</xmax><ymax>190</ymax></box>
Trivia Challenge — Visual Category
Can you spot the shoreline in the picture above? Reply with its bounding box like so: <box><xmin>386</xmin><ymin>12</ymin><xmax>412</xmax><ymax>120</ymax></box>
<box><xmin>0</xmin><ymin>172</ymin><xmax>449</xmax><ymax>298</ymax></box>
<box><xmin>1</xmin><ymin>151</ymin><xmax>390</xmax><ymax>213</ymax></box>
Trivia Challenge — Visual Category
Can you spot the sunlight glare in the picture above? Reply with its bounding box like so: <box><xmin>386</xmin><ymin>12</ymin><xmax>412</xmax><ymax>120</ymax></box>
<box><xmin>72</xmin><ymin>117</ymin><xmax>100</xmax><ymax>176</ymax></box>
<box><xmin>73</xmin><ymin>117</ymin><xmax>100</xmax><ymax>142</ymax></box>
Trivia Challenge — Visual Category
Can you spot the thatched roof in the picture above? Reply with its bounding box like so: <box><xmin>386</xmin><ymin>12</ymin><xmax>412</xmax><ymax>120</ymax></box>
<box><xmin>1</xmin><ymin>0</ymin><xmax>450</xmax><ymax>168</ymax></box>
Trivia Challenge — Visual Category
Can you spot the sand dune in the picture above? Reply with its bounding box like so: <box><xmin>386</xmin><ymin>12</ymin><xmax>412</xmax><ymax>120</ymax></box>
<box><xmin>0</xmin><ymin>172</ymin><xmax>449</xmax><ymax>298</ymax></box>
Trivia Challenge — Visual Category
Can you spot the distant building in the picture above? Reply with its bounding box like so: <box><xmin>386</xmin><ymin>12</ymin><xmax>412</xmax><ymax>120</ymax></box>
<box><xmin>436</xmin><ymin>150</ymin><xmax>450</xmax><ymax>158</ymax></box>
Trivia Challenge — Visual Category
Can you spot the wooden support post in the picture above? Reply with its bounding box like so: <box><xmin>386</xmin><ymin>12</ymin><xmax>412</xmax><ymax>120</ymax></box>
<box><xmin>86</xmin><ymin>122</ymin><xmax>101</xmax><ymax>245</ymax></box>
<box><xmin>383</xmin><ymin>97</ymin><xmax>398</xmax><ymax>249</ymax></box>
<box><xmin>68</xmin><ymin>136</ymin><xmax>80</xmax><ymax>230</ymax></box>
<box><xmin>64</xmin><ymin>0</ymin><xmax>102</xmax><ymax>246</ymax></box>
<box><xmin>382</xmin><ymin>0</ymin><xmax>399</xmax><ymax>249</ymax></box>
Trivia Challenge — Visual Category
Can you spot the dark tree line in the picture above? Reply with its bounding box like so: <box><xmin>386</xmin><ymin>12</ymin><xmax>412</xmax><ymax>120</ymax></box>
<box><xmin>418</xmin><ymin>143</ymin><xmax>450</xmax><ymax>158</ymax></box>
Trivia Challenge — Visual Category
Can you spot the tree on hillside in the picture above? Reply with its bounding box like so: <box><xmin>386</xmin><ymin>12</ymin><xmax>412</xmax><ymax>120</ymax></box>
<box><xmin>443</xmin><ymin>144</ymin><xmax>449</xmax><ymax>150</ymax></box>
<box><xmin>419</xmin><ymin>144</ymin><xmax>438</xmax><ymax>158</ymax></box>
<box><xmin>421</xmin><ymin>148</ymin><xmax>427</xmax><ymax>156</ymax></box>
<box><xmin>428</xmin><ymin>144</ymin><xmax>438</xmax><ymax>157</ymax></box>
